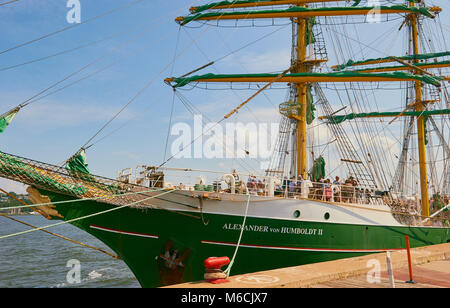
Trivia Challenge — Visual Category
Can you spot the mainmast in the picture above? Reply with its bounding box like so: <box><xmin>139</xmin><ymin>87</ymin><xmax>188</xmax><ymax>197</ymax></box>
<box><xmin>409</xmin><ymin>1</ymin><xmax>429</xmax><ymax>217</ymax></box>
<box><xmin>294</xmin><ymin>10</ymin><xmax>308</xmax><ymax>179</ymax></box>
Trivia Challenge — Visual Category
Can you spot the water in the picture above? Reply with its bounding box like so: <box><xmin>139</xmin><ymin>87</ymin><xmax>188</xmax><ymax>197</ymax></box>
<box><xmin>0</xmin><ymin>215</ymin><xmax>140</xmax><ymax>288</ymax></box>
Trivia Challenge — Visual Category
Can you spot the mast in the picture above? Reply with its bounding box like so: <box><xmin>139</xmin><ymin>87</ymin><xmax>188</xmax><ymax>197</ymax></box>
<box><xmin>409</xmin><ymin>1</ymin><xmax>429</xmax><ymax>217</ymax></box>
<box><xmin>295</xmin><ymin>13</ymin><xmax>308</xmax><ymax>179</ymax></box>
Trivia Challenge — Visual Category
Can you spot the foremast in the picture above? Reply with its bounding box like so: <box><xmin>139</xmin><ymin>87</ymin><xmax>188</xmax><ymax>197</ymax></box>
<box><xmin>293</xmin><ymin>8</ymin><xmax>308</xmax><ymax>180</ymax></box>
<box><xmin>409</xmin><ymin>1</ymin><xmax>429</xmax><ymax>218</ymax></box>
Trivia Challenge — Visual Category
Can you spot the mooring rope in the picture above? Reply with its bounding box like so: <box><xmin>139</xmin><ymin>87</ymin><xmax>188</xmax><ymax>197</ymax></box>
<box><xmin>0</xmin><ymin>214</ymin><xmax>119</xmax><ymax>258</ymax></box>
<box><xmin>224</xmin><ymin>193</ymin><xmax>251</xmax><ymax>277</ymax></box>
<box><xmin>0</xmin><ymin>189</ymin><xmax>177</xmax><ymax>240</ymax></box>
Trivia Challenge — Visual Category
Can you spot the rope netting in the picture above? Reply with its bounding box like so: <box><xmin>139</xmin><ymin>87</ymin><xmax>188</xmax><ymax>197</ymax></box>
<box><xmin>0</xmin><ymin>151</ymin><xmax>160</xmax><ymax>208</ymax></box>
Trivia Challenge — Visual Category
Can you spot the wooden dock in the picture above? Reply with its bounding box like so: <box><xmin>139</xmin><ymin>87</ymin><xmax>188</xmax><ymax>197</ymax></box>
<box><xmin>311</xmin><ymin>259</ymin><xmax>450</xmax><ymax>288</ymax></box>
<box><xmin>166</xmin><ymin>243</ymin><xmax>450</xmax><ymax>288</ymax></box>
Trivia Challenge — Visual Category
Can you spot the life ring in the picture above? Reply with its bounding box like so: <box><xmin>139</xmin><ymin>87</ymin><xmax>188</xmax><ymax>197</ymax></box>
<box><xmin>222</xmin><ymin>174</ymin><xmax>236</xmax><ymax>194</ymax></box>
<box><xmin>331</xmin><ymin>184</ymin><xmax>340</xmax><ymax>194</ymax></box>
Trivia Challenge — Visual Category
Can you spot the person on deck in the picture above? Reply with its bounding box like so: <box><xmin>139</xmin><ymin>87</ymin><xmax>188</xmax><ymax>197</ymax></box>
<box><xmin>247</xmin><ymin>175</ymin><xmax>256</xmax><ymax>193</ymax></box>
<box><xmin>333</xmin><ymin>176</ymin><xmax>341</xmax><ymax>185</ymax></box>
<box><xmin>333</xmin><ymin>176</ymin><xmax>342</xmax><ymax>202</ymax></box>
<box><xmin>352</xmin><ymin>178</ymin><xmax>359</xmax><ymax>203</ymax></box>
<box><xmin>296</xmin><ymin>176</ymin><xmax>303</xmax><ymax>195</ymax></box>
<box><xmin>315</xmin><ymin>177</ymin><xmax>324</xmax><ymax>200</ymax></box>
<box><xmin>289</xmin><ymin>178</ymin><xmax>296</xmax><ymax>197</ymax></box>
<box><xmin>342</xmin><ymin>177</ymin><xmax>354</xmax><ymax>203</ymax></box>
<box><xmin>282</xmin><ymin>177</ymin><xmax>288</xmax><ymax>197</ymax></box>
<box><xmin>232</xmin><ymin>169</ymin><xmax>239</xmax><ymax>182</ymax></box>
<box><xmin>324</xmin><ymin>179</ymin><xmax>332</xmax><ymax>201</ymax></box>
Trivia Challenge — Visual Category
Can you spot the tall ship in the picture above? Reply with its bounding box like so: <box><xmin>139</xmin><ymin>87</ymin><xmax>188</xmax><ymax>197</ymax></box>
<box><xmin>0</xmin><ymin>0</ymin><xmax>449</xmax><ymax>287</ymax></box>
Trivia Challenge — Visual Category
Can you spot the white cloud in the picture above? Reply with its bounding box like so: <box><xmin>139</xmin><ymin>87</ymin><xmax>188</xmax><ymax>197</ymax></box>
<box><xmin>112</xmin><ymin>150</ymin><xmax>142</xmax><ymax>161</ymax></box>
<box><xmin>15</xmin><ymin>100</ymin><xmax>137</xmax><ymax>131</ymax></box>
<box><xmin>0</xmin><ymin>178</ymin><xmax>27</xmax><ymax>194</ymax></box>
<box><xmin>224</xmin><ymin>48</ymin><xmax>291</xmax><ymax>73</ymax></box>
<box><xmin>230</xmin><ymin>106</ymin><xmax>281</xmax><ymax>124</ymax></box>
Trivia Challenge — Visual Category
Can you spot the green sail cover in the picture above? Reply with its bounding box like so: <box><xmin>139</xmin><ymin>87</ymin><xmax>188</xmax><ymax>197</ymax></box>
<box><xmin>66</xmin><ymin>150</ymin><xmax>91</xmax><ymax>175</ymax></box>
<box><xmin>306</xmin><ymin>84</ymin><xmax>315</xmax><ymax>125</ymax></box>
<box><xmin>169</xmin><ymin>71</ymin><xmax>443</xmax><ymax>88</ymax></box>
<box><xmin>312</xmin><ymin>156</ymin><xmax>325</xmax><ymax>182</ymax></box>
<box><xmin>352</xmin><ymin>60</ymin><xmax>450</xmax><ymax>73</ymax></box>
<box><xmin>192</xmin><ymin>0</ymin><xmax>286</xmax><ymax>13</ymax></box>
<box><xmin>323</xmin><ymin>109</ymin><xmax>450</xmax><ymax>124</ymax></box>
<box><xmin>0</xmin><ymin>152</ymin><xmax>87</xmax><ymax>195</ymax></box>
<box><xmin>179</xmin><ymin>5</ymin><xmax>436</xmax><ymax>25</ymax></box>
<box><xmin>305</xmin><ymin>17</ymin><xmax>316</xmax><ymax>46</ymax></box>
<box><xmin>431</xmin><ymin>193</ymin><xmax>445</xmax><ymax>211</ymax></box>
<box><xmin>191</xmin><ymin>1</ymin><xmax>413</xmax><ymax>13</ymax></box>
<box><xmin>0</xmin><ymin>108</ymin><xmax>19</xmax><ymax>134</ymax></box>
<box><xmin>65</xmin><ymin>150</ymin><xmax>109</xmax><ymax>190</ymax></box>
<box><xmin>192</xmin><ymin>0</ymin><xmax>276</xmax><ymax>13</ymax></box>
<box><xmin>333</xmin><ymin>51</ymin><xmax>450</xmax><ymax>71</ymax></box>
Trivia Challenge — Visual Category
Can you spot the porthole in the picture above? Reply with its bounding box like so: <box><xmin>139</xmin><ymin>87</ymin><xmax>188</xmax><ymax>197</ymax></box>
<box><xmin>294</xmin><ymin>210</ymin><xmax>301</xmax><ymax>218</ymax></box>
<box><xmin>324</xmin><ymin>212</ymin><xmax>330</xmax><ymax>220</ymax></box>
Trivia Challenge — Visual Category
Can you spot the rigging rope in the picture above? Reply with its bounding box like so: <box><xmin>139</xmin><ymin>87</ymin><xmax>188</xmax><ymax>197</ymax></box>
<box><xmin>0</xmin><ymin>18</ymin><xmax>160</xmax><ymax>72</ymax></box>
<box><xmin>0</xmin><ymin>187</ymin><xmax>47</xmax><ymax>218</ymax></box>
<box><xmin>0</xmin><ymin>0</ymin><xmax>148</xmax><ymax>56</ymax></box>
<box><xmin>163</xmin><ymin>27</ymin><xmax>182</xmax><ymax>163</ymax></box>
<box><xmin>0</xmin><ymin>1</ymin><xmax>204</xmax><ymax>120</ymax></box>
<box><xmin>80</xmin><ymin>0</ymin><xmax>244</xmax><ymax>153</ymax></box>
<box><xmin>174</xmin><ymin>90</ymin><xmax>256</xmax><ymax>174</ymax></box>
<box><xmin>0</xmin><ymin>0</ymin><xmax>18</xmax><ymax>7</ymax></box>
<box><xmin>160</xmin><ymin>66</ymin><xmax>293</xmax><ymax>169</ymax></box>
<box><xmin>17</xmin><ymin>21</ymin><xmax>161</xmax><ymax>111</ymax></box>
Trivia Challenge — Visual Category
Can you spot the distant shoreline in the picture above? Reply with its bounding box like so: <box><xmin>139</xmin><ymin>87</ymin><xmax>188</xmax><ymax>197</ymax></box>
<box><xmin>0</xmin><ymin>212</ymin><xmax>39</xmax><ymax>216</ymax></box>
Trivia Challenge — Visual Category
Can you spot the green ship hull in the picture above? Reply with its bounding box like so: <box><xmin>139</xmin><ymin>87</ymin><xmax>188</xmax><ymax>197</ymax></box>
<box><xmin>40</xmin><ymin>189</ymin><xmax>449</xmax><ymax>288</ymax></box>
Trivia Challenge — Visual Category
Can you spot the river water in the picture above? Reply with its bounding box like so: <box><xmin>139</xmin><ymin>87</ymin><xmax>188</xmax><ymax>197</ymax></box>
<box><xmin>0</xmin><ymin>215</ymin><xmax>140</xmax><ymax>288</ymax></box>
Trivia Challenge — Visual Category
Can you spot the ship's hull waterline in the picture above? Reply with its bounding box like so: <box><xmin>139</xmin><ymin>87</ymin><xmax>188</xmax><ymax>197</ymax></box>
<box><xmin>36</xmin><ymin>189</ymin><xmax>449</xmax><ymax>288</ymax></box>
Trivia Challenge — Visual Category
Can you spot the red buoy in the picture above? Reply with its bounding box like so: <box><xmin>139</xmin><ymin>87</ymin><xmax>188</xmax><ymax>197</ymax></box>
<box><xmin>204</xmin><ymin>256</ymin><xmax>230</xmax><ymax>269</ymax></box>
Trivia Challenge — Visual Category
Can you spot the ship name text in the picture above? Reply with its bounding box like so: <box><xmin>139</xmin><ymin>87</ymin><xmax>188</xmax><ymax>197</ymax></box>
<box><xmin>222</xmin><ymin>223</ymin><xmax>323</xmax><ymax>236</ymax></box>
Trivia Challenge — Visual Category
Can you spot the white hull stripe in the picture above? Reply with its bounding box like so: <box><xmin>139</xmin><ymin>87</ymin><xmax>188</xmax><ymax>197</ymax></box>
<box><xmin>201</xmin><ymin>240</ymin><xmax>405</xmax><ymax>253</ymax></box>
<box><xmin>90</xmin><ymin>225</ymin><xmax>159</xmax><ymax>239</ymax></box>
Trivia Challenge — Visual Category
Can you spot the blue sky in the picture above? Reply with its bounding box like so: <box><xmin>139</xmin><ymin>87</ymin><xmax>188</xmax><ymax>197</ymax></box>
<box><xmin>0</xmin><ymin>0</ymin><xmax>448</xmax><ymax>193</ymax></box>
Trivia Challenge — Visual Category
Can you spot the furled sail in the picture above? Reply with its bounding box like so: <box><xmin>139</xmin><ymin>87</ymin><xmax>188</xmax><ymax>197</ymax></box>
<box><xmin>166</xmin><ymin>71</ymin><xmax>443</xmax><ymax>88</ymax></box>
<box><xmin>0</xmin><ymin>108</ymin><xmax>19</xmax><ymax>134</ymax></box>
<box><xmin>321</xmin><ymin>109</ymin><xmax>450</xmax><ymax>124</ymax></box>
<box><xmin>332</xmin><ymin>51</ymin><xmax>450</xmax><ymax>71</ymax></box>
<box><xmin>177</xmin><ymin>5</ymin><xmax>437</xmax><ymax>25</ymax></box>
<box><xmin>66</xmin><ymin>149</ymin><xmax>91</xmax><ymax>175</ymax></box>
